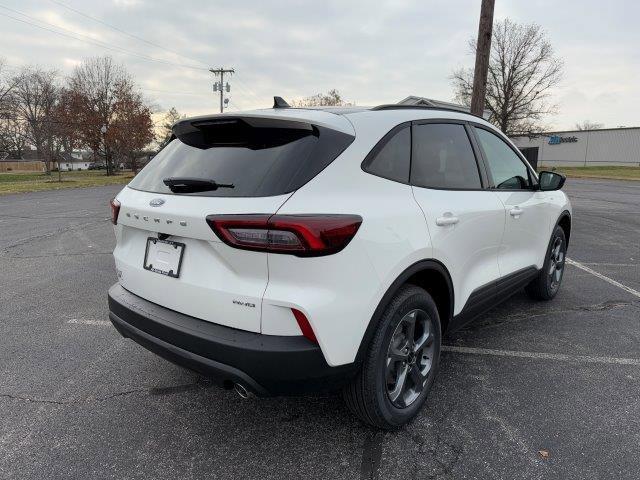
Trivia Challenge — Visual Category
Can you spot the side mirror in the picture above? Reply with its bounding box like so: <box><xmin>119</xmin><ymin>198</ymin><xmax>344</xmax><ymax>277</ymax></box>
<box><xmin>538</xmin><ymin>171</ymin><xmax>566</xmax><ymax>191</ymax></box>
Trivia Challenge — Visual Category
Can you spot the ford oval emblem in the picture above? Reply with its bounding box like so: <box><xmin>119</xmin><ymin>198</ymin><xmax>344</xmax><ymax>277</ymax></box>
<box><xmin>149</xmin><ymin>198</ymin><xmax>165</xmax><ymax>207</ymax></box>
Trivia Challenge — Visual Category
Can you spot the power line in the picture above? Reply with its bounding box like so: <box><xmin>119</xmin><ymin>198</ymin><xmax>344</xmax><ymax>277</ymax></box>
<box><xmin>232</xmin><ymin>78</ymin><xmax>263</xmax><ymax>106</ymax></box>
<box><xmin>45</xmin><ymin>1</ymin><xmax>265</xmax><ymax>109</ymax></box>
<box><xmin>46</xmin><ymin>0</ymin><xmax>209</xmax><ymax>69</ymax></box>
<box><xmin>141</xmin><ymin>87</ymin><xmax>210</xmax><ymax>97</ymax></box>
<box><xmin>0</xmin><ymin>5</ymin><xmax>209</xmax><ymax>72</ymax></box>
<box><xmin>233</xmin><ymin>74</ymin><xmax>262</xmax><ymax>103</ymax></box>
<box><xmin>0</xmin><ymin>116</ymin><xmax>165</xmax><ymax>127</ymax></box>
<box><xmin>1</xmin><ymin>3</ymin><xmax>264</xmax><ymax>110</ymax></box>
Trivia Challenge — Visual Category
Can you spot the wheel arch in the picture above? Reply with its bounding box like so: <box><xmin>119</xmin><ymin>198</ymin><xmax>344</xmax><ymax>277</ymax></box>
<box><xmin>354</xmin><ymin>259</ymin><xmax>454</xmax><ymax>364</ymax></box>
<box><xmin>557</xmin><ymin>210</ymin><xmax>572</xmax><ymax>246</ymax></box>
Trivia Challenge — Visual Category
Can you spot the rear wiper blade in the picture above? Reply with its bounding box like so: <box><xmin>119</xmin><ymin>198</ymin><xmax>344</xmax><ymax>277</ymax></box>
<box><xmin>163</xmin><ymin>177</ymin><xmax>235</xmax><ymax>193</ymax></box>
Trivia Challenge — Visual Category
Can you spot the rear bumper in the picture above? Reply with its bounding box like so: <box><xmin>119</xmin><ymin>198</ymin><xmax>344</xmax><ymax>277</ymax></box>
<box><xmin>108</xmin><ymin>284</ymin><xmax>357</xmax><ymax>396</ymax></box>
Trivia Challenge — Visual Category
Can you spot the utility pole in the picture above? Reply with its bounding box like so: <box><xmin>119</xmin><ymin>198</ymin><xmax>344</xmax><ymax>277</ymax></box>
<box><xmin>209</xmin><ymin>67</ymin><xmax>234</xmax><ymax>113</ymax></box>
<box><xmin>470</xmin><ymin>0</ymin><xmax>495</xmax><ymax>117</ymax></box>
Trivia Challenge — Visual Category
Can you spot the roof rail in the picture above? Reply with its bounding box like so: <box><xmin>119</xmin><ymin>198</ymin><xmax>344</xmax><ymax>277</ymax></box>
<box><xmin>371</xmin><ymin>104</ymin><xmax>486</xmax><ymax>120</ymax></box>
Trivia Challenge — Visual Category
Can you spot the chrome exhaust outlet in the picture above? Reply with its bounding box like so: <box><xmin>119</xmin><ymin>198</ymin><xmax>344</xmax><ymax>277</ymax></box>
<box><xmin>233</xmin><ymin>383</ymin><xmax>251</xmax><ymax>399</ymax></box>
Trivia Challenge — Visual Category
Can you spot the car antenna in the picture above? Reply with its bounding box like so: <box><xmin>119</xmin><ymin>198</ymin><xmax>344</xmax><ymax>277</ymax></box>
<box><xmin>273</xmin><ymin>96</ymin><xmax>290</xmax><ymax>108</ymax></box>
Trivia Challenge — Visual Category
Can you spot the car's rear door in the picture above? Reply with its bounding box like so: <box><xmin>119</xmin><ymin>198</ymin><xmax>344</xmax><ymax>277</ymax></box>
<box><xmin>409</xmin><ymin>121</ymin><xmax>505</xmax><ymax>322</ymax></box>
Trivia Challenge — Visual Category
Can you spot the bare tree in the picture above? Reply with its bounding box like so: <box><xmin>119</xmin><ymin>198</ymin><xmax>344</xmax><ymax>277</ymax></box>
<box><xmin>0</xmin><ymin>58</ymin><xmax>18</xmax><ymax>119</ymax></box>
<box><xmin>158</xmin><ymin>107</ymin><xmax>183</xmax><ymax>148</ymax></box>
<box><xmin>0</xmin><ymin>118</ymin><xmax>28</xmax><ymax>158</ymax></box>
<box><xmin>291</xmin><ymin>89</ymin><xmax>352</xmax><ymax>107</ymax></box>
<box><xmin>12</xmin><ymin>67</ymin><xmax>59</xmax><ymax>173</ymax></box>
<box><xmin>451</xmin><ymin>19</ymin><xmax>563</xmax><ymax>135</ymax></box>
<box><xmin>575</xmin><ymin>120</ymin><xmax>603</xmax><ymax>131</ymax></box>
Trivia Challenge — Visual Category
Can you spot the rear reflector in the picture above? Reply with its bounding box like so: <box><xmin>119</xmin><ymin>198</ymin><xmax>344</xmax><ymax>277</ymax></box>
<box><xmin>291</xmin><ymin>308</ymin><xmax>317</xmax><ymax>343</ymax></box>
<box><xmin>206</xmin><ymin>214</ymin><xmax>362</xmax><ymax>257</ymax></box>
<box><xmin>110</xmin><ymin>198</ymin><xmax>121</xmax><ymax>225</ymax></box>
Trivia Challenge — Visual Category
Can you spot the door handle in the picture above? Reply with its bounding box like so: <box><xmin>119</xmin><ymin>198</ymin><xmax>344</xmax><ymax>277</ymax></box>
<box><xmin>436</xmin><ymin>214</ymin><xmax>459</xmax><ymax>226</ymax></box>
<box><xmin>509</xmin><ymin>206</ymin><xmax>524</xmax><ymax>218</ymax></box>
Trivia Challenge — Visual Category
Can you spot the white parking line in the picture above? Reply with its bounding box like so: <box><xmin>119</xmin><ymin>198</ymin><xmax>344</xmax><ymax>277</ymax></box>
<box><xmin>442</xmin><ymin>345</ymin><xmax>640</xmax><ymax>366</ymax></box>
<box><xmin>67</xmin><ymin>318</ymin><xmax>111</xmax><ymax>326</ymax></box>
<box><xmin>566</xmin><ymin>257</ymin><xmax>640</xmax><ymax>298</ymax></box>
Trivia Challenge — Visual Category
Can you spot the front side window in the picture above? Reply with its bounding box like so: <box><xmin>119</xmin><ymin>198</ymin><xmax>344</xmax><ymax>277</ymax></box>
<box><xmin>475</xmin><ymin>128</ymin><xmax>532</xmax><ymax>190</ymax></box>
<box><xmin>362</xmin><ymin>125</ymin><xmax>410</xmax><ymax>183</ymax></box>
<box><xmin>411</xmin><ymin>123</ymin><xmax>482</xmax><ymax>189</ymax></box>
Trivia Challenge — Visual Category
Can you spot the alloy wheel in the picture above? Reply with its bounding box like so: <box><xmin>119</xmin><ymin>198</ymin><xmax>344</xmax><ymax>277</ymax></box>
<box><xmin>548</xmin><ymin>236</ymin><xmax>565</xmax><ymax>290</ymax></box>
<box><xmin>385</xmin><ymin>309</ymin><xmax>436</xmax><ymax>408</ymax></box>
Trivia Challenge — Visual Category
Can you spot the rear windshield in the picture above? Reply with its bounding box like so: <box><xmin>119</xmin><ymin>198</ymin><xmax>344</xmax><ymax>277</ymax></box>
<box><xmin>128</xmin><ymin>117</ymin><xmax>354</xmax><ymax>197</ymax></box>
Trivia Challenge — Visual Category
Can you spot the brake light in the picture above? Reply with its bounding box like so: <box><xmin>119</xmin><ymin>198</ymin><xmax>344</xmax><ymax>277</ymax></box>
<box><xmin>291</xmin><ymin>308</ymin><xmax>317</xmax><ymax>343</ymax></box>
<box><xmin>206</xmin><ymin>214</ymin><xmax>362</xmax><ymax>257</ymax></box>
<box><xmin>110</xmin><ymin>198</ymin><xmax>121</xmax><ymax>225</ymax></box>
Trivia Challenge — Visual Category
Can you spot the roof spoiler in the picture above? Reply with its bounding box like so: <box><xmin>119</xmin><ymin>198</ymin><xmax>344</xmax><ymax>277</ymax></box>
<box><xmin>171</xmin><ymin>116</ymin><xmax>313</xmax><ymax>150</ymax></box>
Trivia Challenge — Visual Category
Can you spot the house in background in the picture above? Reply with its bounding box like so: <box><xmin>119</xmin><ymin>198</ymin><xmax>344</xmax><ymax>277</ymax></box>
<box><xmin>58</xmin><ymin>152</ymin><xmax>91</xmax><ymax>171</ymax></box>
<box><xmin>397</xmin><ymin>96</ymin><xmax>491</xmax><ymax>120</ymax></box>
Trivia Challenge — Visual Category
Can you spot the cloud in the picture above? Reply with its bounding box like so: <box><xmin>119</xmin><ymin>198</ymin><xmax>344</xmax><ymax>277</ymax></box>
<box><xmin>1</xmin><ymin>0</ymin><xmax>638</xmax><ymax>129</ymax></box>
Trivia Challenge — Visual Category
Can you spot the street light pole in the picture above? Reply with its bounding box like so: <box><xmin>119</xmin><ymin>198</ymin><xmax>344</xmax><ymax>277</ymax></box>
<box><xmin>100</xmin><ymin>124</ymin><xmax>109</xmax><ymax>175</ymax></box>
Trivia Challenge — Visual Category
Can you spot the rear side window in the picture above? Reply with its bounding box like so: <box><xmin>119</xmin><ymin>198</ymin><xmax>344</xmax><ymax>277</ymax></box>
<box><xmin>362</xmin><ymin>126</ymin><xmax>410</xmax><ymax>183</ymax></box>
<box><xmin>129</xmin><ymin>118</ymin><xmax>354</xmax><ymax>197</ymax></box>
<box><xmin>474</xmin><ymin>127</ymin><xmax>532</xmax><ymax>190</ymax></box>
<box><xmin>411</xmin><ymin>124</ymin><xmax>481</xmax><ymax>189</ymax></box>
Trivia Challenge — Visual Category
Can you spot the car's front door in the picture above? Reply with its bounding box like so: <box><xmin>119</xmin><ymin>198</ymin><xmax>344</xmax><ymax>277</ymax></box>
<box><xmin>410</xmin><ymin>121</ymin><xmax>505</xmax><ymax>320</ymax></box>
<box><xmin>472</xmin><ymin>126</ymin><xmax>552</xmax><ymax>277</ymax></box>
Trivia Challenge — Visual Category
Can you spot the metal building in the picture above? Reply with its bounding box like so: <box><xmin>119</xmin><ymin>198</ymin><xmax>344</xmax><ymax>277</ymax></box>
<box><xmin>510</xmin><ymin>127</ymin><xmax>640</xmax><ymax>168</ymax></box>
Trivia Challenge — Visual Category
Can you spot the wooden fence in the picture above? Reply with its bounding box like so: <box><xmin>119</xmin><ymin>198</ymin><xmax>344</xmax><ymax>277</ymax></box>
<box><xmin>0</xmin><ymin>161</ymin><xmax>45</xmax><ymax>173</ymax></box>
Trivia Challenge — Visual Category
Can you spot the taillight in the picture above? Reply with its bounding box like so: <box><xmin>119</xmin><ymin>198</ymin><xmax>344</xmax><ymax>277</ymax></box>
<box><xmin>291</xmin><ymin>308</ymin><xmax>317</xmax><ymax>343</ymax></box>
<box><xmin>110</xmin><ymin>198</ymin><xmax>121</xmax><ymax>225</ymax></box>
<box><xmin>206</xmin><ymin>214</ymin><xmax>362</xmax><ymax>257</ymax></box>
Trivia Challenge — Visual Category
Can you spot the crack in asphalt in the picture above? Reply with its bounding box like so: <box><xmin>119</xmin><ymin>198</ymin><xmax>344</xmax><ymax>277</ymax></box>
<box><xmin>0</xmin><ymin>380</ymin><xmax>213</xmax><ymax>405</ymax></box>
<box><xmin>0</xmin><ymin>219</ymin><xmax>108</xmax><ymax>253</ymax></box>
<box><xmin>0</xmin><ymin>213</ymin><xmax>100</xmax><ymax>220</ymax></box>
<box><xmin>360</xmin><ymin>430</ymin><xmax>384</xmax><ymax>480</ymax></box>
<box><xmin>2</xmin><ymin>251</ymin><xmax>112</xmax><ymax>259</ymax></box>
<box><xmin>397</xmin><ymin>405</ymin><xmax>463</xmax><ymax>480</ymax></box>
<box><xmin>464</xmin><ymin>299</ymin><xmax>639</xmax><ymax>331</ymax></box>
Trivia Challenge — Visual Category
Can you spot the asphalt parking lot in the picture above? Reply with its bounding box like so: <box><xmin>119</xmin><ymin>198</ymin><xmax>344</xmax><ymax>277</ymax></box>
<box><xmin>0</xmin><ymin>178</ymin><xmax>638</xmax><ymax>480</ymax></box>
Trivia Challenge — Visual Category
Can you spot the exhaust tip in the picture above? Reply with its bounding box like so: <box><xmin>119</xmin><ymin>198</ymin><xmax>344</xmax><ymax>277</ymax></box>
<box><xmin>234</xmin><ymin>383</ymin><xmax>251</xmax><ymax>399</ymax></box>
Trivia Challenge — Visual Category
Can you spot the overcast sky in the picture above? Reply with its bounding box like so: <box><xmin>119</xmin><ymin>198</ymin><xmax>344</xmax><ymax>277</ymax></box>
<box><xmin>1</xmin><ymin>0</ymin><xmax>638</xmax><ymax>130</ymax></box>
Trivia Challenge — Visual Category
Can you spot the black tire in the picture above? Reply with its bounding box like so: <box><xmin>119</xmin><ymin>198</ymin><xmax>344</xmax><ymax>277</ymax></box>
<box><xmin>343</xmin><ymin>285</ymin><xmax>441</xmax><ymax>430</ymax></box>
<box><xmin>525</xmin><ymin>225</ymin><xmax>567</xmax><ymax>301</ymax></box>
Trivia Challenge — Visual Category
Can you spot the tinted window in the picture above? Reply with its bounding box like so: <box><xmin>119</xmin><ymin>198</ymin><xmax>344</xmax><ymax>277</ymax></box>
<box><xmin>129</xmin><ymin>119</ymin><xmax>354</xmax><ymax>197</ymax></box>
<box><xmin>411</xmin><ymin>124</ymin><xmax>481</xmax><ymax>189</ymax></box>
<box><xmin>362</xmin><ymin>126</ymin><xmax>410</xmax><ymax>182</ymax></box>
<box><xmin>475</xmin><ymin>128</ymin><xmax>532</xmax><ymax>190</ymax></box>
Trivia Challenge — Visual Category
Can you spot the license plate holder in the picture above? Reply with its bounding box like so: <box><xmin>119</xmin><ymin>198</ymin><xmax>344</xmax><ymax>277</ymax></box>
<box><xmin>143</xmin><ymin>238</ymin><xmax>185</xmax><ymax>278</ymax></box>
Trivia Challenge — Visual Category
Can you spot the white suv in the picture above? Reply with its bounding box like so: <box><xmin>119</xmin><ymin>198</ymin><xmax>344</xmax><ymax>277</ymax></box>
<box><xmin>108</xmin><ymin>99</ymin><xmax>571</xmax><ymax>429</ymax></box>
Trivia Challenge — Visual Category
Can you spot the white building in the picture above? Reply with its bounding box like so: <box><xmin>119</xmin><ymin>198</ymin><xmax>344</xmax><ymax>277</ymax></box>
<box><xmin>510</xmin><ymin>127</ymin><xmax>640</xmax><ymax>168</ymax></box>
<box><xmin>58</xmin><ymin>152</ymin><xmax>91</xmax><ymax>171</ymax></box>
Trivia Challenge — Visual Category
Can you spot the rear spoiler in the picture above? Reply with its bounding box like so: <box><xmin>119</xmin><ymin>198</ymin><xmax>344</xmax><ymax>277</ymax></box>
<box><xmin>171</xmin><ymin>116</ymin><xmax>315</xmax><ymax>150</ymax></box>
